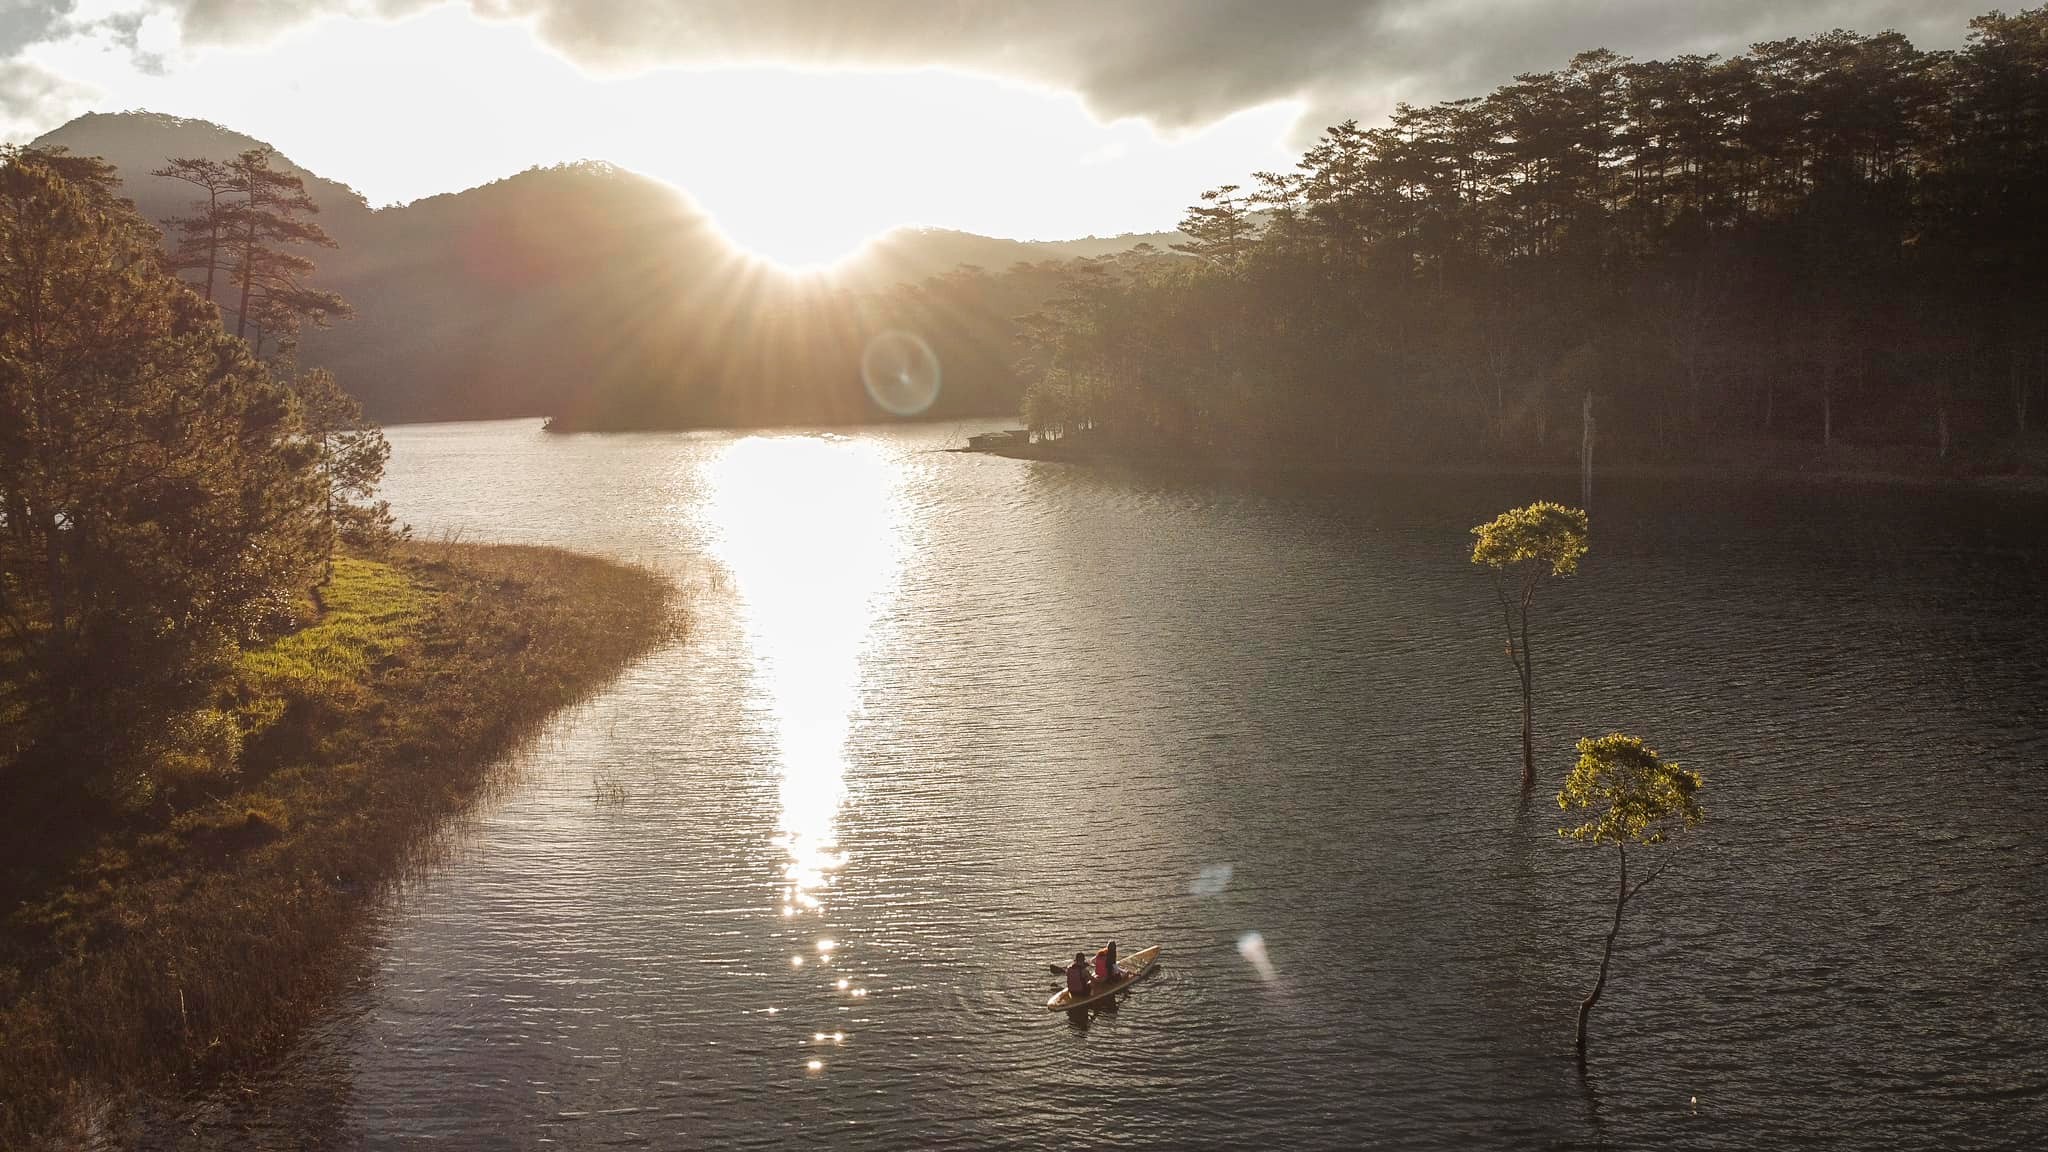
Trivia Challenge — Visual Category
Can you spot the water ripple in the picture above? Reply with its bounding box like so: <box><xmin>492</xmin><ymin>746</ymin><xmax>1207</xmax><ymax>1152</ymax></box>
<box><xmin>155</xmin><ymin>421</ymin><xmax>2048</xmax><ymax>1151</ymax></box>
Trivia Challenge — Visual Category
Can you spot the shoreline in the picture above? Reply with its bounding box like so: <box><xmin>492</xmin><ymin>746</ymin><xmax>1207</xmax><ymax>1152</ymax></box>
<box><xmin>0</xmin><ymin>542</ymin><xmax>679</xmax><ymax>1146</ymax></box>
<box><xmin>959</xmin><ymin>439</ymin><xmax>2048</xmax><ymax>494</ymax></box>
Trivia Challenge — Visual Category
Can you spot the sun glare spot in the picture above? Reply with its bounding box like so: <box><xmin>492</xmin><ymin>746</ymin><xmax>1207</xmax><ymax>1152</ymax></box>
<box><xmin>706</xmin><ymin>436</ymin><xmax>905</xmax><ymax>921</ymax></box>
<box><xmin>701</xmin><ymin>210</ymin><xmax>879</xmax><ymax>276</ymax></box>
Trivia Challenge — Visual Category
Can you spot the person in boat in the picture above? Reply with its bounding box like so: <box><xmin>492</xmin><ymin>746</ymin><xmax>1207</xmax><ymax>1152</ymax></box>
<box><xmin>1092</xmin><ymin>940</ymin><xmax>1119</xmax><ymax>983</ymax></box>
<box><xmin>1065</xmin><ymin>951</ymin><xmax>1093</xmax><ymax>1000</ymax></box>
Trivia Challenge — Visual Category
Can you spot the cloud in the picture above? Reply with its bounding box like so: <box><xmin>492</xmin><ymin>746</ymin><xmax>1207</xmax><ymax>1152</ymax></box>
<box><xmin>0</xmin><ymin>57</ymin><xmax>91</xmax><ymax>140</ymax></box>
<box><xmin>0</xmin><ymin>0</ymin><xmax>2000</xmax><ymax>143</ymax></box>
<box><xmin>457</xmin><ymin>0</ymin><xmax>1990</xmax><ymax>138</ymax></box>
<box><xmin>176</xmin><ymin>0</ymin><xmax>432</xmax><ymax>46</ymax></box>
<box><xmin>1</xmin><ymin>0</ymin><xmax>76</xmax><ymax>54</ymax></box>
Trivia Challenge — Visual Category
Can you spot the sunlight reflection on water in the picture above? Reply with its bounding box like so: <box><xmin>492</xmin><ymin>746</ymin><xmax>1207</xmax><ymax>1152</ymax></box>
<box><xmin>704</xmin><ymin>434</ymin><xmax>906</xmax><ymax>919</ymax></box>
<box><xmin>174</xmin><ymin>421</ymin><xmax>2048</xmax><ymax>1151</ymax></box>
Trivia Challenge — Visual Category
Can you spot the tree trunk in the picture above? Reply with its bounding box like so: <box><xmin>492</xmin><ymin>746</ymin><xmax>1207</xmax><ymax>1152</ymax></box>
<box><xmin>1822</xmin><ymin>360</ymin><xmax>1834</xmax><ymax>450</ymax></box>
<box><xmin>319</xmin><ymin>436</ymin><xmax>337</xmax><ymax>586</ymax></box>
<box><xmin>1580</xmin><ymin>391</ymin><xmax>1594</xmax><ymax>511</ymax></box>
<box><xmin>202</xmin><ymin>188</ymin><xmax>220</xmax><ymax>304</ymax></box>
<box><xmin>2015</xmin><ymin>352</ymin><xmax>2030</xmax><ymax>437</ymax></box>
<box><xmin>1576</xmin><ymin>844</ymin><xmax>1627</xmax><ymax>1065</ymax></box>
<box><xmin>43</xmin><ymin>509</ymin><xmax>65</xmax><ymax>636</ymax></box>
<box><xmin>235</xmin><ymin>217</ymin><xmax>257</xmax><ymax>340</ymax></box>
<box><xmin>1518</xmin><ymin>605</ymin><xmax>1536</xmax><ymax>790</ymax></box>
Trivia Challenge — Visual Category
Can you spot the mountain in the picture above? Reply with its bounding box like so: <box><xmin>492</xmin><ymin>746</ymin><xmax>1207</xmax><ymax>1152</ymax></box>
<box><xmin>851</xmin><ymin>225</ymin><xmax>1180</xmax><ymax>288</ymax></box>
<box><xmin>32</xmin><ymin>113</ymin><xmax>376</xmax><ymax>252</ymax></box>
<box><xmin>29</xmin><ymin>112</ymin><xmax>1181</xmax><ymax>426</ymax></box>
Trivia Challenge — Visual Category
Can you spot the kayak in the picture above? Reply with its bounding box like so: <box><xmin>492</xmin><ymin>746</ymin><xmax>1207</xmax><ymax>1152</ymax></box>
<box><xmin>1045</xmin><ymin>945</ymin><xmax>1161</xmax><ymax>1011</ymax></box>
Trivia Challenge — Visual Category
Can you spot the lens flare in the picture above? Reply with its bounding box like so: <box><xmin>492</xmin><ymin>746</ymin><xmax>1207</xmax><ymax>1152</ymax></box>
<box><xmin>861</xmin><ymin>329</ymin><xmax>941</xmax><ymax>416</ymax></box>
<box><xmin>1191</xmin><ymin>863</ymin><xmax>1234</xmax><ymax>896</ymax></box>
<box><xmin>1238</xmin><ymin>932</ymin><xmax>1277</xmax><ymax>982</ymax></box>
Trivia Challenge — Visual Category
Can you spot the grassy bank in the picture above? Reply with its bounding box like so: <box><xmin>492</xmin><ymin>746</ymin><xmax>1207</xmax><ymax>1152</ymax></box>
<box><xmin>0</xmin><ymin>542</ymin><xmax>677</xmax><ymax>1145</ymax></box>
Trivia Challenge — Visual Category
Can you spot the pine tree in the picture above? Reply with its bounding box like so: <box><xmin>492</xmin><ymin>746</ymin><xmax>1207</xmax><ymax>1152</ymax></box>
<box><xmin>157</xmin><ymin>149</ymin><xmax>349</xmax><ymax>357</ymax></box>
<box><xmin>0</xmin><ymin>146</ymin><xmax>325</xmax><ymax>805</ymax></box>
<box><xmin>153</xmin><ymin>156</ymin><xmax>236</xmax><ymax>304</ymax></box>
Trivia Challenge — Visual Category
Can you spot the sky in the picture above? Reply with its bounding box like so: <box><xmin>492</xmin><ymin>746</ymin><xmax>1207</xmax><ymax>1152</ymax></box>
<box><xmin>0</xmin><ymin>0</ymin><xmax>1992</xmax><ymax>267</ymax></box>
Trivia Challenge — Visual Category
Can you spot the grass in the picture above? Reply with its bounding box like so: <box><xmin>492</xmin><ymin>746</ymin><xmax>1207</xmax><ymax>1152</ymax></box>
<box><xmin>0</xmin><ymin>542</ymin><xmax>678</xmax><ymax>1146</ymax></box>
<box><xmin>242</xmin><ymin>555</ymin><xmax>433</xmax><ymax>689</ymax></box>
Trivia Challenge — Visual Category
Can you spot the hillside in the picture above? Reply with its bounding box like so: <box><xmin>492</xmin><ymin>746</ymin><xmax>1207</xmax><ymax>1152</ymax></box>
<box><xmin>34</xmin><ymin>113</ymin><xmax>377</xmax><ymax>254</ymax></box>
<box><xmin>30</xmin><ymin>112</ymin><xmax>1180</xmax><ymax>425</ymax></box>
<box><xmin>849</xmin><ymin>225</ymin><xmax>1180</xmax><ymax>289</ymax></box>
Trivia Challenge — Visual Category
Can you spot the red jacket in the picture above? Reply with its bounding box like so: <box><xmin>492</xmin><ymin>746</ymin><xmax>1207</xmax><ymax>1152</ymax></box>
<box><xmin>1066</xmin><ymin>961</ymin><xmax>1091</xmax><ymax>997</ymax></box>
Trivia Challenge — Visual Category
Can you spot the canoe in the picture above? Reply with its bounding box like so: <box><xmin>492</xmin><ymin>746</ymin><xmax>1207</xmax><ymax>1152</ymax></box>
<box><xmin>1045</xmin><ymin>945</ymin><xmax>1161</xmax><ymax>1011</ymax></box>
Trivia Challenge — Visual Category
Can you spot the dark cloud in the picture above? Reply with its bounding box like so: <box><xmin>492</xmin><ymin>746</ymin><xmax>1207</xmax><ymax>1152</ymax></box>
<box><xmin>2</xmin><ymin>0</ymin><xmax>74</xmax><ymax>55</ymax></box>
<box><xmin>0</xmin><ymin>0</ymin><xmax>2000</xmax><ymax>142</ymax></box>
<box><xmin>472</xmin><ymin>0</ymin><xmax>1988</xmax><ymax>134</ymax></box>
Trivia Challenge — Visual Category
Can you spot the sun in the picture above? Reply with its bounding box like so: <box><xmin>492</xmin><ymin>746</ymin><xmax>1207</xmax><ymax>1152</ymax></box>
<box><xmin>702</xmin><ymin>209</ymin><xmax>879</xmax><ymax>275</ymax></box>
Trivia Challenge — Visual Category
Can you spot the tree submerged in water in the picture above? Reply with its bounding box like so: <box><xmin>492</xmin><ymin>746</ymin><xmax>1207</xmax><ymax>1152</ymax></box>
<box><xmin>1558</xmin><ymin>732</ymin><xmax>1705</xmax><ymax>1066</ymax></box>
<box><xmin>1471</xmin><ymin>501</ymin><xmax>1588</xmax><ymax>788</ymax></box>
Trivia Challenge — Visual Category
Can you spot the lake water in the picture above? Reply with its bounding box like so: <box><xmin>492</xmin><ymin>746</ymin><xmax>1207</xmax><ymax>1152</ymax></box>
<box><xmin>164</xmin><ymin>419</ymin><xmax>2048</xmax><ymax>1149</ymax></box>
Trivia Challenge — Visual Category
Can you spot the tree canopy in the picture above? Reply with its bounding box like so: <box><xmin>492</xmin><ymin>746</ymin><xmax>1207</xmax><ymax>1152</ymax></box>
<box><xmin>156</xmin><ymin>148</ymin><xmax>349</xmax><ymax>359</ymax></box>
<box><xmin>1558</xmin><ymin>733</ymin><xmax>1706</xmax><ymax>848</ymax></box>
<box><xmin>0</xmin><ymin>145</ymin><xmax>328</xmax><ymax>806</ymax></box>
<box><xmin>1020</xmin><ymin>8</ymin><xmax>2048</xmax><ymax>473</ymax></box>
<box><xmin>1471</xmin><ymin>502</ymin><xmax>1590</xmax><ymax>576</ymax></box>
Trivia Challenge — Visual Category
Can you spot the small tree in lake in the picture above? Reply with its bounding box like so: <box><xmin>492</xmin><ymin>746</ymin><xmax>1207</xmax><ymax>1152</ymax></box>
<box><xmin>1558</xmin><ymin>733</ymin><xmax>1704</xmax><ymax>1065</ymax></box>
<box><xmin>1471</xmin><ymin>501</ymin><xmax>1588</xmax><ymax>788</ymax></box>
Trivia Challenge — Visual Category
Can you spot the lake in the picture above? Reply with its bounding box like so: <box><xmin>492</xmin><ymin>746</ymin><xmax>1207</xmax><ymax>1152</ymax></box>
<box><xmin>162</xmin><ymin>419</ymin><xmax>2048</xmax><ymax>1149</ymax></box>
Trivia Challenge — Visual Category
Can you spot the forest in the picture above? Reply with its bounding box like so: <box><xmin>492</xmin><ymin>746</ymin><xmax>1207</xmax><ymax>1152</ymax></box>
<box><xmin>27</xmin><ymin>10</ymin><xmax>2047</xmax><ymax>455</ymax></box>
<box><xmin>0</xmin><ymin>145</ymin><xmax>680</xmax><ymax>1142</ymax></box>
<box><xmin>0</xmin><ymin>146</ymin><xmax>389</xmax><ymax>806</ymax></box>
<box><xmin>1015</xmin><ymin>8</ymin><xmax>2048</xmax><ymax>474</ymax></box>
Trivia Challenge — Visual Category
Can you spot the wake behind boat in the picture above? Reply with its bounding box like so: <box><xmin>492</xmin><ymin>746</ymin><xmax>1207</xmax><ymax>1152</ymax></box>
<box><xmin>1047</xmin><ymin>945</ymin><xmax>1162</xmax><ymax>1011</ymax></box>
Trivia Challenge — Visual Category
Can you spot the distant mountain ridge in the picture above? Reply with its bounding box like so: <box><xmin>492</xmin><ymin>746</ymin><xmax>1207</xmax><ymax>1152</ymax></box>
<box><xmin>30</xmin><ymin>111</ymin><xmax>1180</xmax><ymax>424</ymax></box>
